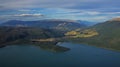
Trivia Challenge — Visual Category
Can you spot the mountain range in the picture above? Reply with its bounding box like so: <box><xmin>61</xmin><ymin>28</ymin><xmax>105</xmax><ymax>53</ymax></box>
<box><xmin>1</xmin><ymin>19</ymin><xmax>88</xmax><ymax>32</ymax></box>
<box><xmin>0</xmin><ymin>19</ymin><xmax>91</xmax><ymax>45</ymax></box>
<box><xmin>0</xmin><ymin>18</ymin><xmax>120</xmax><ymax>51</ymax></box>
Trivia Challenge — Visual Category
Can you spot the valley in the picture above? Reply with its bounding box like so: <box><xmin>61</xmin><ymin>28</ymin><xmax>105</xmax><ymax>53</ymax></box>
<box><xmin>0</xmin><ymin>18</ymin><xmax>120</xmax><ymax>51</ymax></box>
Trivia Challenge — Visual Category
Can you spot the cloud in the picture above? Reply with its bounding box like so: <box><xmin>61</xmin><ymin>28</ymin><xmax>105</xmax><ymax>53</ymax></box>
<box><xmin>1</xmin><ymin>8</ymin><xmax>120</xmax><ymax>22</ymax></box>
<box><xmin>17</xmin><ymin>9</ymin><xmax>33</xmax><ymax>12</ymax></box>
<box><xmin>0</xmin><ymin>6</ymin><xmax>3</xmax><ymax>8</ymax></box>
<box><xmin>0</xmin><ymin>0</ymin><xmax>120</xmax><ymax>11</ymax></box>
<box><xmin>0</xmin><ymin>13</ymin><xmax>45</xmax><ymax>23</ymax></box>
<box><xmin>0</xmin><ymin>0</ymin><xmax>119</xmax><ymax>23</ymax></box>
<box><xmin>74</xmin><ymin>11</ymin><xmax>101</xmax><ymax>15</ymax></box>
<box><xmin>13</xmin><ymin>14</ymin><xmax>44</xmax><ymax>17</ymax></box>
<box><xmin>0</xmin><ymin>0</ymin><xmax>120</xmax><ymax>22</ymax></box>
<box><xmin>103</xmin><ymin>12</ymin><xmax>120</xmax><ymax>15</ymax></box>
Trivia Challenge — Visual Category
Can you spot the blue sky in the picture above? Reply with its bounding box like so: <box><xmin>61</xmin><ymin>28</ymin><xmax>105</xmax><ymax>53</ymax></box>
<box><xmin>0</xmin><ymin>0</ymin><xmax>120</xmax><ymax>22</ymax></box>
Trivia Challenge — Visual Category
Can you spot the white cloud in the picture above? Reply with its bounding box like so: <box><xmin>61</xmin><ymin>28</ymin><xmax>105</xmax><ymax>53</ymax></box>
<box><xmin>85</xmin><ymin>11</ymin><xmax>100</xmax><ymax>15</ymax></box>
<box><xmin>13</xmin><ymin>14</ymin><xmax>44</xmax><ymax>17</ymax></box>
<box><xmin>62</xmin><ymin>11</ymin><xmax>101</xmax><ymax>16</ymax></box>
<box><xmin>103</xmin><ymin>12</ymin><xmax>120</xmax><ymax>15</ymax></box>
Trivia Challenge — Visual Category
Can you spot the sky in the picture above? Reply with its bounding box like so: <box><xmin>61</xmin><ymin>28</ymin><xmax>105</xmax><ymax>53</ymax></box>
<box><xmin>0</xmin><ymin>0</ymin><xmax>120</xmax><ymax>23</ymax></box>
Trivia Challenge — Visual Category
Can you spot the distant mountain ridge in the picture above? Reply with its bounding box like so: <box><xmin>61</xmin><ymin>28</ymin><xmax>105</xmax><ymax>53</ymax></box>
<box><xmin>0</xmin><ymin>19</ymin><xmax>87</xmax><ymax>32</ymax></box>
<box><xmin>77</xmin><ymin>20</ymin><xmax>97</xmax><ymax>26</ymax></box>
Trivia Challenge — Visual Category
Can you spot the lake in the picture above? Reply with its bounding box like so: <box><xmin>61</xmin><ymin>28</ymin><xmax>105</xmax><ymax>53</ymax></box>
<box><xmin>0</xmin><ymin>42</ymin><xmax>120</xmax><ymax>67</ymax></box>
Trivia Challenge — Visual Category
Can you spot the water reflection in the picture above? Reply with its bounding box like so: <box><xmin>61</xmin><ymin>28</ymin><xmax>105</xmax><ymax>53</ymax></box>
<box><xmin>32</xmin><ymin>42</ymin><xmax>70</xmax><ymax>53</ymax></box>
<box><xmin>0</xmin><ymin>42</ymin><xmax>70</xmax><ymax>53</ymax></box>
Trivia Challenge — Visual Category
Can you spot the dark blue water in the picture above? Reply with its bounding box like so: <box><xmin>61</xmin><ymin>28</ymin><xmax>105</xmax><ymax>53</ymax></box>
<box><xmin>0</xmin><ymin>42</ymin><xmax>120</xmax><ymax>67</ymax></box>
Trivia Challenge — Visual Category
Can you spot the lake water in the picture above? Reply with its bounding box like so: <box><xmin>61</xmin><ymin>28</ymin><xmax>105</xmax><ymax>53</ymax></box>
<box><xmin>0</xmin><ymin>42</ymin><xmax>120</xmax><ymax>67</ymax></box>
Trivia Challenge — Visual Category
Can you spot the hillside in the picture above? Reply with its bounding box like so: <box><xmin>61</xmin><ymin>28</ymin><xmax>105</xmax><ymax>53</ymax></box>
<box><xmin>0</xmin><ymin>27</ymin><xmax>64</xmax><ymax>45</ymax></box>
<box><xmin>1</xmin><ymin>19</ymin><xmax>86</xmax><ymax>32</ymax></box>
<box><xmin>66</xmin><ymin>18</ymin><xmax>120</xmax><ymax>51</ymax></box>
